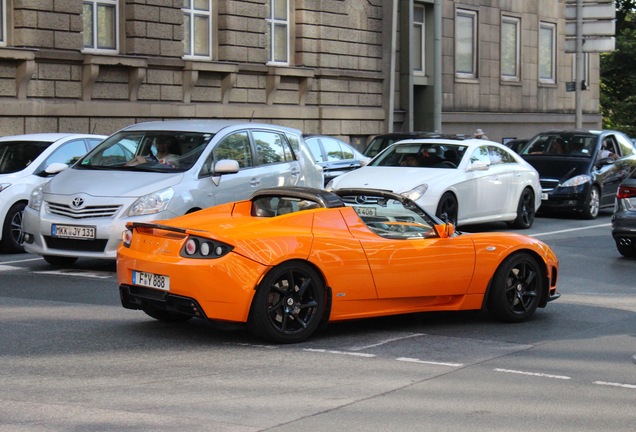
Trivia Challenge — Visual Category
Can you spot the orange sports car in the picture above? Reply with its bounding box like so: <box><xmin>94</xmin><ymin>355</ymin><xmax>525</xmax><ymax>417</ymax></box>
<box><xmin>117</xmin><ymin>187</ymin><xmax>560</xmax><ymax>343</ymax></box>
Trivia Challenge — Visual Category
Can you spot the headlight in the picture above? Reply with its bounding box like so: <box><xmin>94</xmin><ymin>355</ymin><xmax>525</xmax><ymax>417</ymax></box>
<box><xmin>560</xmin><ymin>175</ymin><xmax>592</xmax><ymax>188</ymax></box>
<box><xmin>0</xmin><ymin>183</ymin><xmax>11</xmax><ymax>193</ymax></box>
<box><xmin>401</xmin><ymin>184</ymin><xmax>429</xmax><ymax>201</ymax></box>
<box><xmin>28</xmin><ymin>185</ymin><xmax>45</xmax><ymax>211</ymax></box>
<box><xmin>128</xmin><ymin>188</ymin><xmax>174</xmax><ymax>216</ymax></box>
<box><xmin>121</xmin><ymin>228</ymin><xmax>133</xmax><ymax>247</ymax></box>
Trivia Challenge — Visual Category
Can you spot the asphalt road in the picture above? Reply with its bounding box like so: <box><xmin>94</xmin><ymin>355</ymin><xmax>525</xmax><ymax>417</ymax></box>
<box><xmin>1</xmin><ymin>210</ymin><xmax>634</xmax><ymax>431</ymax></box>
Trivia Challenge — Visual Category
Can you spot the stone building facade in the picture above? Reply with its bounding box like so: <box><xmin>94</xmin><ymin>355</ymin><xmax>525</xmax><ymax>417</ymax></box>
<box><xmin>0</xmin><ymin>0</ymin><xmax>601</xmax><ymax>147</ymax></box>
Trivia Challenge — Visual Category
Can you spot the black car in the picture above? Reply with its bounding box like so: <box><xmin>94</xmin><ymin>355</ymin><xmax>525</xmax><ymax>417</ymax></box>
<box><xmin>520</xmin><ymin>130</ymin><xmax>636</xmax><ymax>218</ymax></box>
<box><xmin>363</xmin><ymin>131</ymin><xmax>467</xmax><ymax>158</ymax></box>
<box><xmin>504</xmin><ymin>138</ymin><xmax>529</xmax><ymax>153</ymax></box>
<box><xmin>303</xmin><ymin>135</ymin><xmax>370</xmax><ymax>185</ymax></box>
<box><xmin>612</xmin><ymin>170</ymin><xmax>636</xmax><ymax>257</ymax></box>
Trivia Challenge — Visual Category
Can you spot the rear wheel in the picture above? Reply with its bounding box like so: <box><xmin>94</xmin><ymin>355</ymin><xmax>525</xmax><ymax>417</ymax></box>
<box><xmin>1</xmin><ymin>202</ymin><xmax>26</xmax><ymax>253</ymax></box>
<box><xmin>581</xmin><ymin>186</ymin><xmax>600</xmax><ymax>219</ymax></box>
<box><xmin>509</xmin><ymin>188</ymin><xmax>535</xmax><ymax>229</ymax></box>
<box><xmin>487</xmin><ymin>252</ymin><xmax>543</xmax><ymax>323</ymax></box>
<box><xmin>435</xmin><ymin>192</ymin><xmax>458</xmax><ymax>225</ymax></box>
<box><xmin>248</xmin><ymin>262</ymin><xmax>324</xmax><ymax>343</ymax></box>
<box><xmin>43</xmin><ymin>255</ymin><xmax>78</xmax><ymax>266</ymax></box>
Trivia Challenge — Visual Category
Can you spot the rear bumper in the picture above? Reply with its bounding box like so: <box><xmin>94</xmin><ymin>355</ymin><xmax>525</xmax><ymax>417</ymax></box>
<box><xmin>120</xmin><ymin>284</ymin><xmax>206</xmax><ymax>318</ymax></box>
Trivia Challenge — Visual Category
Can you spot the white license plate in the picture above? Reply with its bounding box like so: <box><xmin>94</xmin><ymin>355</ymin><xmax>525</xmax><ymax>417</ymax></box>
<box><xmin>132</xmin><ymin>270</ymin><xmax>170</xmax><ymax>291</ymax></box>
<box><xmin>541</xmin><ymin>193</ymin><xmax>549</xmax><ymax>201</ymax></box>
<box><xmin>52</xmin><ymin>224</ymin><xmax>96</xmax><ymax>239</ymax></box>
<box><xmin>354</xmin><ymin>206</ymin><xmax>377</xmax><ymax>217</ymax></box>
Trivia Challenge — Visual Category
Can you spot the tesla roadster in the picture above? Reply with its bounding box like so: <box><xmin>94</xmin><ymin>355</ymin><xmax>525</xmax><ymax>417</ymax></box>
<box><xmin>117</xmin><ymin>187</ymin><xmax>560</xmax><ymax>343</ymax></box>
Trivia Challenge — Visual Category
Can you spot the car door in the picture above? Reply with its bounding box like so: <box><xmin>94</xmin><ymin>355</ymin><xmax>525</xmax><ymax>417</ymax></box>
<box><xmin>359</xmin><ymin>234</ymin><xmax>476</xmax><ymax>298</ymax></box>
<box><xmin>595</xmin><ymin>134</ymin><xmax>625</xmax><ymax>206</ymax></box>
<box><xmin>460</xmin><ymin>145</ymin><xmax>509</xmax><ymax>220</ymax></box>
<box><xmin>251</xmin><ymin>129</ymin><xmax>300</xmax><ymax>188</ymax></box>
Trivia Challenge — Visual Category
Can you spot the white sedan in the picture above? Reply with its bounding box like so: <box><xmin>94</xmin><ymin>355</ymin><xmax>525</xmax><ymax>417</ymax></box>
<box><xmin>327</xmin><ymin>138</ymin><xmax>542</xmax><ymax>229</ymax></box>
<box><xmin>0</xmin><ymin>133</ymin><xmax>106</xmax><ymax>252</ymax></box>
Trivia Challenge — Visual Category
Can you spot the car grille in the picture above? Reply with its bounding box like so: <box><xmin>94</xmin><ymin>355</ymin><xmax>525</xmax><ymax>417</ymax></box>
<box><xmin>46</xmin><ymin>202</ymin><xmax>121</xmax><ymax>219</ymax></box>
<box><xmin>540</xmin><ymin>179</ymin><xmax>560</xmax><ymax>191</ymax></box>
<box><xmin>44</xmin><ymin>236</ymin><xmax>108</xmax><ymax>252</ymax></box>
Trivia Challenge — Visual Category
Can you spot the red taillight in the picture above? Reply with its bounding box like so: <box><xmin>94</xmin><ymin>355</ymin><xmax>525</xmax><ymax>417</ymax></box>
<box><xmin>617</xmin><ymin>185</ymin><xmax>636</xmax><ymax>200</ymax></box>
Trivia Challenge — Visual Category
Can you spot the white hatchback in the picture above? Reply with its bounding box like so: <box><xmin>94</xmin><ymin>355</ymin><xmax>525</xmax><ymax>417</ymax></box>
<box><xmin>327</xmin><ymin>138</ymin><xmax>542</xmax><ymax>229</ymax></box>
<box><xmin>22</xmin><ymin>120</ymin><xmax>322</xmax><ymax>265</ymax></box>
<box><xmin>0</xmin><ymin>133</ymin><xmax>106</xmax><ymax>253</ymax></box>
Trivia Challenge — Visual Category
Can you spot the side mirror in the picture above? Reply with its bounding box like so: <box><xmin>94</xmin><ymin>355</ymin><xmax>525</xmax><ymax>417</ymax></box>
<box><xmin>434</xmin><ymin>222</ymin><xmax>456</xmax><ymax>238</ymax></box>
<box><xmin>211</xmin><ymin>159</ymin><xmax>240</xmax><ymax>186</ymax></box>
<box><xmin>37</xmin><ymin>162</ymin><xmax>68</xmax><ymax>177</ymax></box>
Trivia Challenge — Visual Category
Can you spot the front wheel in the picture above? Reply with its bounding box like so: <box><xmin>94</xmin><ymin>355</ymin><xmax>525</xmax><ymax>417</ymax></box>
<box><xmin>248</xmin><ymin>262</ymin><xmax>324</xmax><ymax>343</ymax></box>
<box><xmin>435</xmin><ymin>192</ymin><xmax>458</xmax><ymax>225</ymax></box>
<box><xmin>508</xmin><ymin>188</ymin><xmax>535</xmax><ymax>229</ymax></box>
<box><xmin>487</xmin><ymin>252</ymin><xmax>544</xmax><ymax>323</ymax></box>
<box><xmin>1</xmin><ymin>202</ymin><xmax>27</xmax><ymax>253</ymax></box>
<box><xmin>581</xmin><ymin>186</ymin><xmax>600</xmax><ymax>219</ymax></box>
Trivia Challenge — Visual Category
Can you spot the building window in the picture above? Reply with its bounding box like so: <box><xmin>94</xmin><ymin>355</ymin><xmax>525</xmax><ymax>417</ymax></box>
<box><xmin>539</xmin><ymin>21</ymin><xmax>556</xmax><ymax>84</ymax></box>
<box><xmin>83</xmin><ymin>0</ymin><xmax>118</xmax><ymax>53</ymax></box>
<box><xmin>501</xmin><ymin>16</ymin><xmax>520</xmax><ymax>81</ymax></box>
<box><xmin>183</xmin><ymin>0</ymin><xmax>212</xmax><ymax>59</ymax></box>
<box><xmin>413</xmin><ymin>4</ymin><xmax>425</xmax><ymax>74</ymax></box>
<box><xmin>0</xmin><ymin>0</ymin><xmax>6</xmax><ymax>47</ymax></box>
<box><xmin>267</xmin><ymin>0</ymin><xmax>289</xmax><ymax>65</ymax></box>
<box><xmin>455</xmin><ymin>9</ymin><xmax>477</xmax><ymax>79</ymax></box>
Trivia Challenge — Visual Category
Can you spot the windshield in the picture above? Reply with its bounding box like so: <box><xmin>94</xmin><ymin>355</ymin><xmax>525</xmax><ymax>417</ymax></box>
<box><xmin>370</xmin><ymin>143</ymin><xmax>467</xmax><ymax>168</ymax></box>
<box><xmin>77</xmin><ymin>131</ymin><xmax>213</xmax><ymax>172</ymax></box>
<box><xmin>0</xmin><ymin>141</ymin><xmax>51</xmax><ymax>174</ymax></box>
<box><xmin>521</xmin><ymin>133</ymin><xmax>597</xmax><ymax>157</ymax></box>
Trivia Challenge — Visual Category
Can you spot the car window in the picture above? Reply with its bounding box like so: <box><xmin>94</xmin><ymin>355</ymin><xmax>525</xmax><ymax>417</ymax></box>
<box><xmin>0</xmin><ymin>141</ymin><xmax>51</xmax><ymax>174</ymax></box>
<box><xmin>322</xmin><ymin>138</ymin><xmax>346</xmax><ymax>161</ymax></box>
<box><xmin>253</xmin><ymin>130</ymin><xmax>294</xmax><ymax>164</ymax></box>
<box><xmin>469</xmin><ymin>146</ymin><xmax>491</xmax><ymax>165</ymax></box>
<box><xmin>252</xmin><ymin>196</ymin><xmax>321</xmax><ymax>217</ymax></box>
<box><xmin>43</xmin><ymin>139</ymin><xmax>88</xmax><ymax>167</ymax></box>
<box><xmin>372</xmin><ymin>143</ymin><xmax>464</xmax><ymax>168</ymax></box>
<box><xmin>213</xmin><ymin>131</ymin><xmax>254</xmax><ymax>169</ymax></box>
<box><xmin>488</xmin><ymin>146</ymin><xmax>516</xmax><ymax>165</ymax></box>
<box><xmin>616</xmin><ymin>133</ymin><xmax>636</xmax><ymax>157</ymax></box>
<box><xmin>341</xmin><ymin>194</ymin><xmax>438</xmax><ymax>240</ymax></box>
<box><xmin>304</xmin><ymin>138</ymin><xmax>324</xmax><ymax>163</ymax></box>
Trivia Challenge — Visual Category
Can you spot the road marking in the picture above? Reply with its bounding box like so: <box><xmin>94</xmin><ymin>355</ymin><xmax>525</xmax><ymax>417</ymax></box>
<box><xmin>0</xmin><ymin>257</ymin><xmax>43</xmax><ymax>265</ymax></box>
<box><xmin>594</xmin><ymin>381</ymin><xmax>636</xmax><ymax>389</ymax></box>
<box><xmin>0</xmin><ymin>265</ymin><xmax>23</xmax><ymax>272</ymax></box>
<box><xmin>349</xmin><ymin>333</ymin><xmax>426</xmax><ymax>351</ymax></box>
<box><xmin>33</xmin><ymin>270</ymin><xmax>113</xmax><ymax>279</ymax></box>
<box><xmin>531</xmin><ymin>223</ymin><xmax>611</xmax><ymax>238</ymax></box>
<box><xmin>494</xmin><ymin>368</ymin><xmax>571</xmax><ymax>380</ymax></box>
<box><xmin>304</xmin><ymin>348</ymin><xmax>376</xmax><ymax>358</ymax></box>
<box><xmin>397</xmin><ymin>357</ymin><xmax>463</xmax><ymax>367</ymax></box>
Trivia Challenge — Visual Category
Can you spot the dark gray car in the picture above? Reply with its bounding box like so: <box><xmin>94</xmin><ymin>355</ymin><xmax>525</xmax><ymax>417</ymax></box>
<box><xmin>612</xmin><ymin>169</ymin><xmax>636</xmax><ymax>257</ymax></box>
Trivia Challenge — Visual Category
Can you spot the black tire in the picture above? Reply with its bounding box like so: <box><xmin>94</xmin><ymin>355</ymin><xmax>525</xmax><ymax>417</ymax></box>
<box><xmin>487</xmin><ymin>252</ymin><xmax>544</xmax><ymax>323</ymax></box>
<box><xmin>43</xmin><ymin>255</ymin><xmax>78</xmax><ymax>266</ymax></box>
<box><xmin>1</xmin><ymin>202</ymin><xmax>27</xmax><ymax>253</ymax></box>
<box><xmin>509</xmin><ymin>188</ymin><xmax>535</xmax><ymax>229</ymax></box>
<box><xmin>248</xmin><ymin>261</ymin><xmax>324</xmax><ymax>343</ymax></box>
<box><xmin>616</xmin><ymin>242</ymin><xmax>636</xmax><ymax>258</ymax></box>
<box><xmin>435</xmin><ymin>192</ymin><xmax>458</xmax><ymax>225</ymax></box>
<box><xmin>143</xmin><ymin>308</ymin><xmax>193</xmax><ymax>322</ymax></box>
<box><xmin>581</xmin><ymin>185</ymin><xmax>600</xmax><ymax>219</ymax></box>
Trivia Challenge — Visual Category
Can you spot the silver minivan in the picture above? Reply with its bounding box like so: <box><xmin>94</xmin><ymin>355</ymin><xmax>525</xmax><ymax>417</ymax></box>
<box><xmin>22</xmin><ymin>120</ymin><xmax>323</xmax><ymax>265</ymax></box>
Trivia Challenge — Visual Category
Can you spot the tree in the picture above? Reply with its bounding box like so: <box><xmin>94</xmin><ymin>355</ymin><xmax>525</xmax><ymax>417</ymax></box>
<box><xmin>600</xmin><ymin>0</ymin><xmax>636</xmax><ymax>136</ymax></box>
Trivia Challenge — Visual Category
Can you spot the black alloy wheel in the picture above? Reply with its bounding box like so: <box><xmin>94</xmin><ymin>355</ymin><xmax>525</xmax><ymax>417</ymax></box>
<box><xmin>1</xmin><ymin>202</ymin><xmax>27</xmax><ymax>253</ymax></box>
<box><xmin>509</xmin><ymin>188</ymin><xmax>536</xmax><ymax>229</ymax></box>
<box><xmin>487</xmin><ymin>252</ymin><xmax>543</xmax><ymax>322</ymax></box>
<box><xmin>248</xmin><ymin>262</ymin><xmax>324</xmax><ymax>343</ymax></box>
<box><xmin>435</xmin><ymin>192</ymin><xmax>458</xmax><ymax>226</ymax></box>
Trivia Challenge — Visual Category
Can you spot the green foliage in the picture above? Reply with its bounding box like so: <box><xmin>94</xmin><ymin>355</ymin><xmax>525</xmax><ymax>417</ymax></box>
<box><xmin>601</xmin><ymin>0</ymin><xmax>636</xmax><ymax>136</ymax></box>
